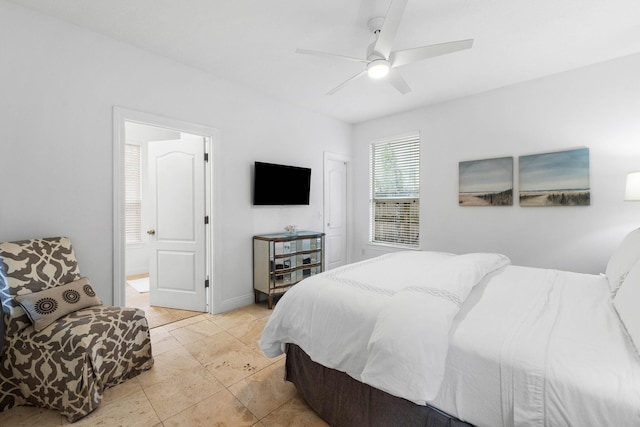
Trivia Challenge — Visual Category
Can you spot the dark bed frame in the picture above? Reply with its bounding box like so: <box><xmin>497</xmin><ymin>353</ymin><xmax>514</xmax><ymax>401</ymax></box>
<box><xmin>285</xmin><ymin>344</ymin><xmax>474</xmax><ymax>427</ymax></box>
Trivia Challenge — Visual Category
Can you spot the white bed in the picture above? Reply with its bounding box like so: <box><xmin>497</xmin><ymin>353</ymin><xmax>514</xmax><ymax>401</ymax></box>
<box><xmin>259</xmin><ymin>234</ymin><xmax>640</xmax><ymax>427</ymax></box>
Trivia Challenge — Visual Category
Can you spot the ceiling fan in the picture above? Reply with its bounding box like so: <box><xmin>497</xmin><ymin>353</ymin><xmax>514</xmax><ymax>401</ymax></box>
<box><xmin>296</xmin><ymin>0</ymin><xmax>474</xmax><ymax>95</ymax></box>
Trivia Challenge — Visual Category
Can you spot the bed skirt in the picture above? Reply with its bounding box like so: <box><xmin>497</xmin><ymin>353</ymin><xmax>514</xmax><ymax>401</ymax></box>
<box><xmin>285</xmin><ymin>344</ymin><xmax>473</xmax><ymax>427</ymax></box>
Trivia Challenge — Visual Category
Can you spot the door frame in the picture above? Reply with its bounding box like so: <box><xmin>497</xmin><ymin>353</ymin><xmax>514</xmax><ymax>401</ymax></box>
<box><xmin>323</xmin><ymin>151</ymin><xmax>353</xmax><ymax>267</ymax></box>
<box><xmin>113</xmin><ymin>107</ymin><xmax>222</xmax><ymax>313</ymax></box>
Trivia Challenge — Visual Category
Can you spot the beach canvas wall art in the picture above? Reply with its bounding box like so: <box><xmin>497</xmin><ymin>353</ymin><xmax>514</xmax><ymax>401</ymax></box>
<box><xmin>519</xmin><ymin>148</ymin><xmax>590</xmax><ymax>206</ymax></box>
<box><xmin>459</xmin><ymin>157</ymin><xmax>513</xmax><ymax>206</ymax></box>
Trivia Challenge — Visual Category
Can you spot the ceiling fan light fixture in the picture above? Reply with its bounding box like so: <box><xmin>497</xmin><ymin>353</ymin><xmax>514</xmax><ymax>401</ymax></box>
<box><xmin>367</xmin><ymin>59</ymin><xmax>390</xmax><ymax>79</ymax></box>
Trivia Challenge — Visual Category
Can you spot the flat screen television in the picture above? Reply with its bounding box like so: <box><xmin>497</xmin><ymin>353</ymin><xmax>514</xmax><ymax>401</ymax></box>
<box><xmin>253</xmin><ymin>161</ymin><xmax>311</xmax><ymax>205</ymax></box>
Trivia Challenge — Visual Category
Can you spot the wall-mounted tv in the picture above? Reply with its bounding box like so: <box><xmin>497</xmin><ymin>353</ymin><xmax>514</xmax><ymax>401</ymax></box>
<box><xmin>253</xmin><ymin>161</ymin><xmax>311</xmax><ymax>205</ymax></box>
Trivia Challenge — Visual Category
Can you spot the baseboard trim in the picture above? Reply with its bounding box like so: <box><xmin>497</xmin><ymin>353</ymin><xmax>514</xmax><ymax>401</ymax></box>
<box><xmin>214</xmin><ymin>293</ymin><xmax>255</xmax><ymax>314</ymax></box>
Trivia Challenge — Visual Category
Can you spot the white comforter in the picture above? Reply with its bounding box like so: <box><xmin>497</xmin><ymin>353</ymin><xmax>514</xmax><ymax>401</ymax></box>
<box><xmin>260</xmin><ymin>252</ymin><xmax>640</xmax><ymax>426</ymax></box>
<box><xmin>430</xmin><ymin>265</ymin><xmax>640</xmax><ymax>427</ymax></box>
<box><xmin>259</xmin><ymin>251</ymin><xmax>510</xmax><ymax>402</ymax></box>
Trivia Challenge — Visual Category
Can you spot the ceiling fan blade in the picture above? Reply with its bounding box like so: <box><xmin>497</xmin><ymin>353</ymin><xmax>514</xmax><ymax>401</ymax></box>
<box><xmin>327</xmin><ymin>70</ymin><xmax>367</xmax><ymax>95</ymax></box>
<box><xmin>373</xmin><ymin>0</ymin><xmax>408</xmax><ymax>59</ymax></box>
<box><xmin>390</xmin><ymin>39</ymin><xmax>474</xmax><ymax>68</ymax></box>
<box><xmin>387</xmin><ymin>69</ymin><xmax>411</xmax><ymax>94</ymax></box>
<box><xmin>295</xmin><ymin>48</ymin><xmax>368</xmax><ymax>64</ymax></box>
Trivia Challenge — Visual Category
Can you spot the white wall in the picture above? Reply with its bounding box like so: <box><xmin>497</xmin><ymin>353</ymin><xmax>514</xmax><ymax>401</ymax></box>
<box><xmin>353</xmin><ymin>53</ymin><xmax>640</xmax><ymax>274</ymax></box>
<box><xmin>0</xmin><ymin>1</ymin><xmax>352</xmax><ymax>311</ymax></box>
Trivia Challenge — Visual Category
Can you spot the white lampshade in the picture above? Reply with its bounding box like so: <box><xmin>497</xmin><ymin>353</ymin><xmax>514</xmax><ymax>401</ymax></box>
<box><xmin>625</xmin><ymin>172</ymin><xmax>640</xmax><ymax>201</ymax></box>
<box><xmin>367</xmin><ymin>59</ymin><xmax>390</xmax><ymax>79</ymax></box>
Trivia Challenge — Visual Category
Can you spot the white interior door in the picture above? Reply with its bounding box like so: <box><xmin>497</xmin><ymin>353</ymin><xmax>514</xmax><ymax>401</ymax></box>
<box><xmin>148</xmin><ymin>139</ymin><xmax>206</xmax><ymax>311</ymax></box>
<box><xmin>324</xmin><ymin>154</ymin><xmax>348</xmax><ymax>270</ymax></box>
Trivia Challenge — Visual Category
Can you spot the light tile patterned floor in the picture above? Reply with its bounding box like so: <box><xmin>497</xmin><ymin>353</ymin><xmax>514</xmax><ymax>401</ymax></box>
<box><xmin>0</xmin><ymin>303</ymin><xmax>329</xmax><ymax>427</ymax></box>
<box><xmin>125</xmin><ymin>277</ymin><xmax>202</xmax><ymax>329</ymax></box>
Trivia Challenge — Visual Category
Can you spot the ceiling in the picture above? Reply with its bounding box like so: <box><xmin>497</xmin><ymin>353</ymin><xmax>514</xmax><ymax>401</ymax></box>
<box><xmin>9</xmin><ymin>0</ymin><xmax>640</xmax><ymax>123</ymax></box>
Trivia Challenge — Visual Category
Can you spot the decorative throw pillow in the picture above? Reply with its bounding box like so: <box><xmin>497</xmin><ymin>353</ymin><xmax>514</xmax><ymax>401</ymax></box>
<box><xmin>613</xmin><ymin>259</ymin><xmax>640</xmax><ymax>356</ymax></box>
<box><xmin>606</xmin><ymin>228</ymin><xmax>640</xmax><ymax>294</ymax></box>
<box><xmin>15</xmin><ymin>277</ymin><xmax>102</xmax><ymax>331</ymax></box>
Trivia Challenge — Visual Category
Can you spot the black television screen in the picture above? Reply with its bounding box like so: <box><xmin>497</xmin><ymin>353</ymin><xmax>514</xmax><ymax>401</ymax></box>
<box><xmin>253</xmin><ymin>161</ymin><xmax>311</xmax><ymax>205</ymax></box>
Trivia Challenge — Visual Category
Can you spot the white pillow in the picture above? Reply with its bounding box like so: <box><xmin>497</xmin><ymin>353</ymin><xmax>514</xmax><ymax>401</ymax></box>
<box><xmin>606</xmin><ymin>228</ymin><xmax>640</xmax><ymax>294</ymax></box>
<box><xmin>613</xmin><ymin>259</ymin><xmax>640</xmax><ymax>355</ymax></box>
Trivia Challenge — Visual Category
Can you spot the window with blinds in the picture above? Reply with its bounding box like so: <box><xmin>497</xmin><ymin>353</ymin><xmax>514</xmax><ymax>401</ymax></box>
<box><xmin>369</xmin><ymin>134</ymin><xmax>420</xmax><ymax>248</ymax></box>
<box><xmin>124</xmin><ymin>144</ymin><xmax>142</xmax><ymax>244</ymax></box>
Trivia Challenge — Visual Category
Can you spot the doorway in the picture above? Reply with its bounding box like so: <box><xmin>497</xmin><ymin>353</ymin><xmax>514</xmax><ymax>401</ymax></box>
<box><xmin>113</xmin><ymin>108</ymin><xmax>221</xmax><ymax>321</ymax></box>
<box><xmin>324</xmin><ymin>152</ymin><xmax>351</xmax><ymax>270</ymax></box>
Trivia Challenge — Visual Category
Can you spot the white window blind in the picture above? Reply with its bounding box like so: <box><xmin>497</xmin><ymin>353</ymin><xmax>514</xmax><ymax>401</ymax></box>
<box><xmin>124</xmin><ymin>144</ymin><xmax>142</xmax><ymax>244</ymax></box>
<box><xmin>370</xmin><ymin>134</ymin><xmax>420</xmax><ymax>247</ymax></box>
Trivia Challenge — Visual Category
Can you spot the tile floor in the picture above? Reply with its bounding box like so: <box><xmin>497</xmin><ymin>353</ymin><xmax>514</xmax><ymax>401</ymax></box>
<box><xmin>0</xmin><ymin>302</ymin><xmax>330</xmax><ymax>426</ymax></box>
<box><xmin>124</xmin><ymin>275</ymin><xmax>202</xmax><ymax>329</ymax></box>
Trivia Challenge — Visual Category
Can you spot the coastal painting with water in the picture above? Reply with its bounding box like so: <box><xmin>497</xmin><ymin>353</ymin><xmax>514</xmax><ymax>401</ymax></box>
<box><xmin>459</xmin><ymin>157</ymin><xmax>513</xmax><ymax>206</ymax></box>
<box><xmin>519</xmin><ymin>148</ymin><xmax>590</xmax><ymax>206</ymax></box>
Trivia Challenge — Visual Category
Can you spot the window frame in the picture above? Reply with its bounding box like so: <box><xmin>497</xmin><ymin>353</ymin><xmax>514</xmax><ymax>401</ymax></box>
<box><xmin>369</xmin><ymin>133</ymin><xmax>421</xmax><ymax>249</ymax></box>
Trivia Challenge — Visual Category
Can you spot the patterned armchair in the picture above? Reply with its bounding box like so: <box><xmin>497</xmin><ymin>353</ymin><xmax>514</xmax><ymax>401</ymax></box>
<box><xmin>0</xmin><ymin>237</ymin><xmax>153</xmax><ymax>422</ymax></box>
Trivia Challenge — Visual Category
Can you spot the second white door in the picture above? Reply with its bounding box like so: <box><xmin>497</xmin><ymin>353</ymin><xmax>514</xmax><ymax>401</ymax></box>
<box><xmin>147</xmin><ymin>139</ymin><xmax>207</xmax><ymax>311</ymax></box>
<box><xmin>324</xmin><ymin>154</ymin><xmax>348</xmax><ymax>270</ymax></box>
